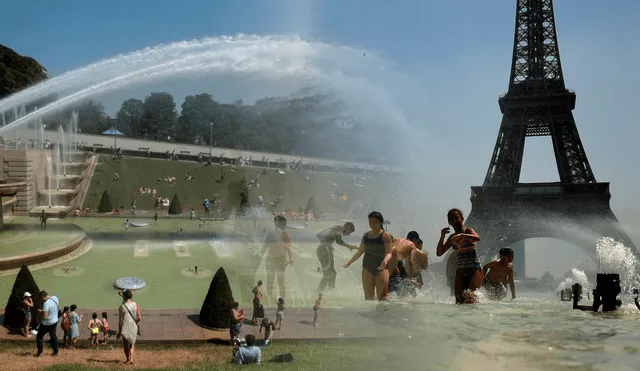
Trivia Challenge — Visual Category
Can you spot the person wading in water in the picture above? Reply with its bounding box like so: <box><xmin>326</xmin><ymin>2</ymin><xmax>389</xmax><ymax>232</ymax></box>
<box><xmin>315</xmin><ymin>222</ymin><xmax>358</xmax><ymax>293</ymax></box>
<box><xmin>436</xmin><ymin>208</ymin><xmax>482</xmax><ymax>304</ymax></box>
<box><xmin>344</xmin><ymin>211</ymin><xmax>392</xmax><ymax>300</ymax></box>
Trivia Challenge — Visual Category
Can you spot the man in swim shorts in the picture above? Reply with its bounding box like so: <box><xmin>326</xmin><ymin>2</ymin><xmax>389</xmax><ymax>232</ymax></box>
<box><xmin>315</xmin><ymin>222</ymin><xmax>358</xmax><ymax>292</ymax></box>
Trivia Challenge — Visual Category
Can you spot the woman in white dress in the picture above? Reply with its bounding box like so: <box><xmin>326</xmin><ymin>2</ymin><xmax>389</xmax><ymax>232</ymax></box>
<box><xmin>117</xmin><ymin>289</ymin><xmax>142</xmax><ymax>365</ymax></box>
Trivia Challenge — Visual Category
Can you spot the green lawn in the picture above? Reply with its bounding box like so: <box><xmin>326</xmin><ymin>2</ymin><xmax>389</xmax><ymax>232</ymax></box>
<box><xmin>0</xmin><ymin>219</ymin><xmax>84</xmax><ymax>259</ymax></box>
<box><xmin>84</xmin><ymin>155</ymin><xmax>380</xmax><ymax>215</ymax></box>
<box><xmin>0</xmin><ymin>338</ymin><xmax>432</xmax><ymax>371</ymax></box>
<box><xmin>0</xmin><ymin>217</ymin><xmax>369</xmax><ymax>310</ymax></box>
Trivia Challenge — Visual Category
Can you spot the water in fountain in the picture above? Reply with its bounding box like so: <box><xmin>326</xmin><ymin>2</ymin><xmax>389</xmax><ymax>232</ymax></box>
<box><xmin>45</xmin><ymin>154</ymin><xmax>53</xmax><ymax>208</ymax></box>
<box><xmin>58</xmin><ymin>126</ymin><xmax>67</xmax><ymax>177</ymax></box>
<box><xmin>596</xmin><ymin>237</ymin><xmax>639</xmax><ymax>295</ymax></box>
<box><xmin>70</xmin><ymin>110</ymin><xmax>78</xmax><ymax>152</ymax></box>
<box><xmin>54</xmin><ymin>145</ymin><xmax>61</xmax><ymax>191</ymax></box>
<box><xmin>555</xmin><ymin>268</ymin><xmax>591</xmax><ymax>293</ymax></box>
<box><xmin>38</xmin><ymin>117</ymin><xmax>44</xmax><ymax>149</ymax></box>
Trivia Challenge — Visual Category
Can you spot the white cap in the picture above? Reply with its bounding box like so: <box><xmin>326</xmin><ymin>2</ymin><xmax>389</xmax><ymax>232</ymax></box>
<box><xmin>23</xmin><ymin>292</ymin><xmax>31</xmax><ymax>297</ymax></box>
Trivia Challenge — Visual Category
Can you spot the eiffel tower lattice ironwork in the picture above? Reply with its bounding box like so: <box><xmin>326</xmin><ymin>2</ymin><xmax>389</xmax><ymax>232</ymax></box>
<box><xmin>465</xmin><ymin>0</ymin><xmax>636</xmax><ymax>265</ymax></box>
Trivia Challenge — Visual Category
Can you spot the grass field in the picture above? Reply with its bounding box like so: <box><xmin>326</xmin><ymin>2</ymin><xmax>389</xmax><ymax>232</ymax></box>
<box><xmin>0</xmin><ymin>217</ymin><xmax>375</xmax><ymax>310</ymax></box>
<box><xmin>84</xmin><ymin>155</ymin><xmax>381</xmax><ymax>215</ymax></box>
<box><xmin>0</xmin><ymin>338</ymin><xmax>432</xmax><ymax>371</ymax></box>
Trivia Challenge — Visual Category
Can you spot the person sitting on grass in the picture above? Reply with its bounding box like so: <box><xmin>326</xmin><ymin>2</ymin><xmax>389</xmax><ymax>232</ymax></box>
<box><xmin>233</xmin><ymin>334</ymin><xmax>261</xmax><ymax>365</ymax></box>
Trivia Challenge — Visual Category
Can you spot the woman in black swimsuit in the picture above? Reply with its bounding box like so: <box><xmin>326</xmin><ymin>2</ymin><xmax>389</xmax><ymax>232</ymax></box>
<box><xmin>344</xmin><ymin>211</ymin><xmax>392</xmax><ymax>300</ymax></box>
<box><xmin>436</xmin><ymin>208</ymin><xmax>482</xmax><ymax>304</ymax></box>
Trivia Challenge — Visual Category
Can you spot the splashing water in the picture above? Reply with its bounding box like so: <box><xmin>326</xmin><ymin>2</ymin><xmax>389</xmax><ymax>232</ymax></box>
<box><xmin>596</xmin><ymin>237</ymin><xmax>639</xmax><ymax>294</ymax></box>
<box><xmin>555</xmin><ymin>268</ymin><xmax>590</xmax><ymax>293</ymax></box>
<box><xmin>45</xmin><ymin>155</ymin><xmax>53</xmax><ymax>207</ymax></box>
<box><xmin>0</xmin><ymin>35</ymin><xmax>419</xmax><ymax>152</ymax></box>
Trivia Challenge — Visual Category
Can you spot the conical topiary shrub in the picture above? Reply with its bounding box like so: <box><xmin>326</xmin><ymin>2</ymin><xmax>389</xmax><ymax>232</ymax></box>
<box><xmin>305</xmin><ymin>196</ymin><xmax>319</xmax><ymax>215</ymax></box>
<box><xmin>199</xmin><ymin>267</ymin><xmax>235</xmax><ymax>329</ymax></box>
<box><xmin>4</xmin><ymin>265</ymin><xmax>42</xmax><ymax>329</ymax></box>
<box><xmin>168</xmin><ymin>193</ymin><xmax>183</xmax><ymax>215</ymax></box>
<box><xmin>97</xmin><ymin>190</ymin><xmax>113</xmax><ymax>213</ymax></box>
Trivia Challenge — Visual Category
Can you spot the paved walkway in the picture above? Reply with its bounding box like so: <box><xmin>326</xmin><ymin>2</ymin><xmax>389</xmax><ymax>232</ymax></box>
<box><xmin>13</xmin><ymin>130</ymin><xmax>393</xmax><ymax>171</ymax></box>
<box><xmin>0</xmin><ymin>307</ymin><xmax>406</xmax><ymax>343</ymax></box>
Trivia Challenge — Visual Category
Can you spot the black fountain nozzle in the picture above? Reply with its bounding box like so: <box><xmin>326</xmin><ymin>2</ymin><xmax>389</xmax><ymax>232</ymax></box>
<box><xmin>560</xmin><ymin>288</ymin><xmax>572</xmax><ymax>301</ymax></box>
<box><xmin>573</xmin><ymin>274</ymin><xmax>622</xmax><ymax>312</ymax></box>
<box><xmin>592</xmin><ymin>273</ymin><xmax>622</xmax><ymax>312</ymax></box>
<box><xmin>571</xmin><ymin>283</ymin><xmax>583</xmax><ymax>309</ymax></box>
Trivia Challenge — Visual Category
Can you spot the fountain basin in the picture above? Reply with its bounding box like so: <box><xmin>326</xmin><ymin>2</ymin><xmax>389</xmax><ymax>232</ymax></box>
<box><xmin>0</xmin><ymin>181</ymin><xmax>27</xmax><ymax>230</ymax></box>
<box><xmin>0</xmin><ymin>181</ymin><xmax>26</xmax><ymax>197</ymax></box>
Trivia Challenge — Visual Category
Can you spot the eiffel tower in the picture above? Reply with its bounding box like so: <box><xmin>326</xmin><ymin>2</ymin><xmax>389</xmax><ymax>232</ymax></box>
<box><xmin>465</xmin><ymin>0</ymin><xmax>636</xmax><ymax>266</ymax></box>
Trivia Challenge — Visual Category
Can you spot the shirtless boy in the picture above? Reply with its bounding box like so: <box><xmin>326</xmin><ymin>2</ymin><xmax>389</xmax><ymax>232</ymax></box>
<box><xmin>482</xmin><ymin>247</ymin><xmax>516</xmax><ymax>300</ymax></box>
<box><xmin>388</xmin><ymin>237</ymin><xmax>428</xmax><ymax>296</ymax></box>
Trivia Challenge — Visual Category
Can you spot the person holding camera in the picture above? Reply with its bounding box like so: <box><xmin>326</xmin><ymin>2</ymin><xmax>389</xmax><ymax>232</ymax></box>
<box><xmin>233</xmin><ymin>334</ymin><xmax>261</xmax><ymax>365</ymax></box>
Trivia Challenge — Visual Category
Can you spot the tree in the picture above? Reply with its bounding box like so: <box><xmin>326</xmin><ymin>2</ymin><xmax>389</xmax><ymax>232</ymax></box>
<box><xmin>64</xmin><ymin>99</ymin><xmax>108</xmax><ymax>134</ymax></box>
<box><xmin>97</xmin><ymin>190</ymin><xmax>113</xmax><ymax>213</ymax></box>
<box><xmin>305</xmin><ymin>196</ymin><xmax>319</xmax><ymax>215</ymax></box>
<box><xmin>141</xmin><ymin>92</ymin><xmax>177</xmax><ymax>141</ymax></box>
<box><xmin>226</xmin><ymin>180</ymin><xmax>249</xmax><ymax>216</ymax></box>
<box><xmin>0</xmin><ymin>45</ymin><xmax>49</xmax><ymax>100</ymax></box>
<box><xmin>176</xmin><ymin>93</ymin><xmax>218</xmax><ymax>144</ymax></box>
<box><xmin>115</xmin><ymin>98</ymin><xmax>144</xmax><ymax>136</ymax></box>
<box><xmin>3</xmin><ymin>265</ymin><xmax>42</xmax><ymax>329</ymax></box>
<box><xmin>199</xmin><ymin>267</ymin><xmax>235</xmax><ymax>329</ymax></box>
<box><xmin>168</xmin><ymin>193</ymin><xmax>183</xmax><ymax>215</ymax></box>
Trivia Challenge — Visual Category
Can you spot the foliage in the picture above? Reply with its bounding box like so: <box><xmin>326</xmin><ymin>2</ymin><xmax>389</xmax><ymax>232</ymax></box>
<box><xmin>115</xmin><ymin>98</ymin><xmax>144</xmax><ymax>136</ymax></box>
<box><xmin>0</xmin><ymin>45</ymin><xmax>49</xmax><ymax>100</ymax></box>
<box><xmin>168</xmin><ymin>193</ymin><xmax>183</xmax><ymax>215</ymax></box>
<box><xmin>141</xmin><ymin>92</ymin><xmax>178</xmax><ymax>141</ymax></box>
<box><xmin>305</xmin><ymin>196</ymin><xmax>319</xmax><ymax>215</ymax></box>
<box><xmin>3</xmin><ymin>265</ymin><xmax>42</xmax><ymax>329</ymax></box>
<box><xmin>199</xmin><ymin>267</ymin><xmax>235</xmax><ymax>329</ymax></box>
<box><xmin>97</xmin><ymin>190</ymin><xmax>113</xmax><ymax>213</ymax></box>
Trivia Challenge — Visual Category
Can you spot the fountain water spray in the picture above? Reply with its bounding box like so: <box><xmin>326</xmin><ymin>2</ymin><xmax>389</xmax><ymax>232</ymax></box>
<box><xmin>54</xmin><ymin>144</ymin><xmax>61</xmax><ymax>191</ymax></box>
<box><xmin>71</xmin><ymin>110</ymin><xmax>78</xmax><ymax>152</ymax></box>
<box><xmin>58</xmin><ymin>126</ymin><xmax>67</xmax><ymax>177</ymax></box>
<box><xmin>45</xmin><ymin>155</ymin><xmax>53</xmax><ymax>208</ymax></box>
<box><xmin>596</xmin><ymin>237</ymin><xmax>639</xmax><ymax>295</ymax></box>
<box><xmin>38</xmin><ymin>117</ymin><xmax>44</xmax><ymax>149</ymax></box>
<box><xmin>0</xmin><ymin>36</ymin><xmax>418</xmax><ymax>166</ymax></box>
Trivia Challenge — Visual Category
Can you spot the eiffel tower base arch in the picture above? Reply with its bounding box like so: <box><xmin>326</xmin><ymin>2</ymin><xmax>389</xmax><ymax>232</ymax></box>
<box><xmin>464</xmin><ymin>183</ymin><xmax>637</xmax><ymax>265</ymax></box>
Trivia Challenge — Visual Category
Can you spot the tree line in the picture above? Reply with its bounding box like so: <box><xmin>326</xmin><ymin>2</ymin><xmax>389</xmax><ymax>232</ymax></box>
<box><xmin>61</xmin><ymin>91</ymin><xmax>376</xmax><ymax>162</ymax></box>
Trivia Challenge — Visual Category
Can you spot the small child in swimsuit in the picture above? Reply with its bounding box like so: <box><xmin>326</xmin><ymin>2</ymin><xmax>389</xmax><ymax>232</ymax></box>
<box><xmin>101</xmin><ymin>312</ymin><xmax>110</xmax><ymax>344</ymax></box>
<box><xmin>482</xmin><ymin>247</ymin><xmax>516</xmax><ymax>300</ymax></box>
<box><xmin>275</xmin><ymin>297</ymin><xmax>285</xmax><ymax>330</ymax></box>
<box><xmin>313</xmin><ymin>294</ymin><xmax>322</xmax><ymax>327</ymax></box>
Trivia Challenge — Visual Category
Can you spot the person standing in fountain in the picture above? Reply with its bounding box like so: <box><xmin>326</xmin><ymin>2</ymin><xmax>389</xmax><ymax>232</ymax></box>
<box><xmin>387</xmin><ymin>237</ymin><xmax>429</xmax><ymax>297</ymax></box>
<box><xmin>263</xmin><ymin>215</ymin><xmax>294</xmax><ymax>300</ymax></box>
<box><xmin>251</xmin><ymin>281</ymin><xmax>264</xmax><ymax>325</ymax></box>
<box><xmin>436</xmin><ymin>208</ymin><xmax>482</xmax><ymax>304</ymax></box>
<box><xmin>344</xmin><ymin>211</ymin><xmax>392</xmax><ymax>300</ymax></box>
<box><xmin>315</xmin><ymin>222</ymin><xmax>358</xmax><ymax>293</ymax></box>
<box><xmin>482</xmin><ymin>247</ymin><xmax>516</xmax><ymax>300</ymax></box>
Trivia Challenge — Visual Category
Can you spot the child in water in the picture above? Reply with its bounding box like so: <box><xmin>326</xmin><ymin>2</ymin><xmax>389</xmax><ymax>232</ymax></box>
<box><xmin>482</xmin><ymin>247</ymin><xmax>516</xmax><ymax>300</ymax></box>
<box><xmin>436</xmin><ymin>208</ymin><xmax>482</xmax><ymax>304</ymax></box>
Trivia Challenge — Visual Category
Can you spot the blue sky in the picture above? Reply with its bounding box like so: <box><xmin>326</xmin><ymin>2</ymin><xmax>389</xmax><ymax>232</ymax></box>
<box><xmin>2</xmin><ymin>0</ymin><xmax>639</xmax><ymax>277</ymax></box>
